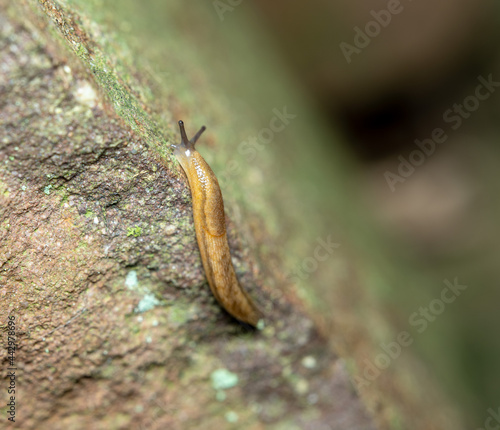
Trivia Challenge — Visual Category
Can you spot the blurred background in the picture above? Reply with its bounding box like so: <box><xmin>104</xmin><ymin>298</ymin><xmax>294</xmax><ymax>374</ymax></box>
<box><xmin>75</xmin><ymin>0</ymin><xmax>500</xmax><ymax>427</ymax></box>
<box><xmin>247</xmin><ymin>1</ymin><xmax>500</xmax><ymax>428</ymax></box>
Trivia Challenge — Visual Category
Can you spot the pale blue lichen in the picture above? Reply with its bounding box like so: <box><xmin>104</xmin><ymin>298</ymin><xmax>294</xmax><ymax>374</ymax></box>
<box><xmin>301</xmin><ymin>356</ymin><xmax>317</xmax><ymax>369</ymax></box>
<box><xmin>134</xmin><ymin>293</ymin><xmax>160</xmax><ymax>313</ymax></box>
<box><xmin>224</xmin><ymin>411</ymin><xmax>239</xmax><ymax>423</ymax></box>
<box><xmin>125</xmin><ymin>270</ymin><xmax>138</xmax><ymax>289</ymax></box>
<box><xmin>210</xmin><ymin>368</ymin><xmax>239</xmax><ymax>390</ymax></box>
<box><xmin>215</xmin><ymin>390</ymin><xmax>226</xmax><ymax>402</ymax></box>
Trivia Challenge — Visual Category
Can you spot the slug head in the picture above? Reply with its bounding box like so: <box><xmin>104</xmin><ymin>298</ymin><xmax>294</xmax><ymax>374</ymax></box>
<box><xmin>173</xmin><ymin>120</ymin><xmax>207</xmax><ymax>172</ymax></box>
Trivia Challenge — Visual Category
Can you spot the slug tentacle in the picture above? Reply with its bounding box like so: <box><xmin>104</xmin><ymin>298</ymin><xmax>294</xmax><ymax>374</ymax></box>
<box><xmin>178</xmin><ymin>120</ymin><xmax>206</xmax><ymax>150</ymax></box>
<box><xmin>173</xmin><ymin>120</ymin><xmax>262</xmax><ymax>327</ymax></box>
<box><xmin>190</xmin><ymin>124</ymin><xmax>206</xmax><ymax>146</ymax></box>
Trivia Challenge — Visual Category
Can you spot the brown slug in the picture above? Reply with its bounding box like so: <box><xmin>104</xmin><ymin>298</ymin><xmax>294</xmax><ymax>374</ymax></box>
<box><xmin>172</xmin><ymin>120</ymin><xmax>262</xmax><ymax>327</ymax></box>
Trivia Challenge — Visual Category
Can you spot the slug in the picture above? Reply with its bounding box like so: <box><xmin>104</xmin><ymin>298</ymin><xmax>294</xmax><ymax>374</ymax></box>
<box><xmin>173</xmin><ymin>120</ymin><xmax>262</xmax><ymax>327</ymax></box>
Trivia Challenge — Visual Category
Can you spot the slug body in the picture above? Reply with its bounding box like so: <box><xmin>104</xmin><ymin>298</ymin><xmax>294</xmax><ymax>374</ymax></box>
<box><xmin>173</xmin><ymin>120</ymin><xmax>261</xmax><ymax>326</ymax></box>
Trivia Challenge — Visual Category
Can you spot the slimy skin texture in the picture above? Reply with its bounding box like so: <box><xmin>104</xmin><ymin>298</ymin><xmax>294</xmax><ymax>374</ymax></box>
<box><xmin>172</xmin><ymin>120</ymin><xmax>261</xmax><ymax>326</ymax></box>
